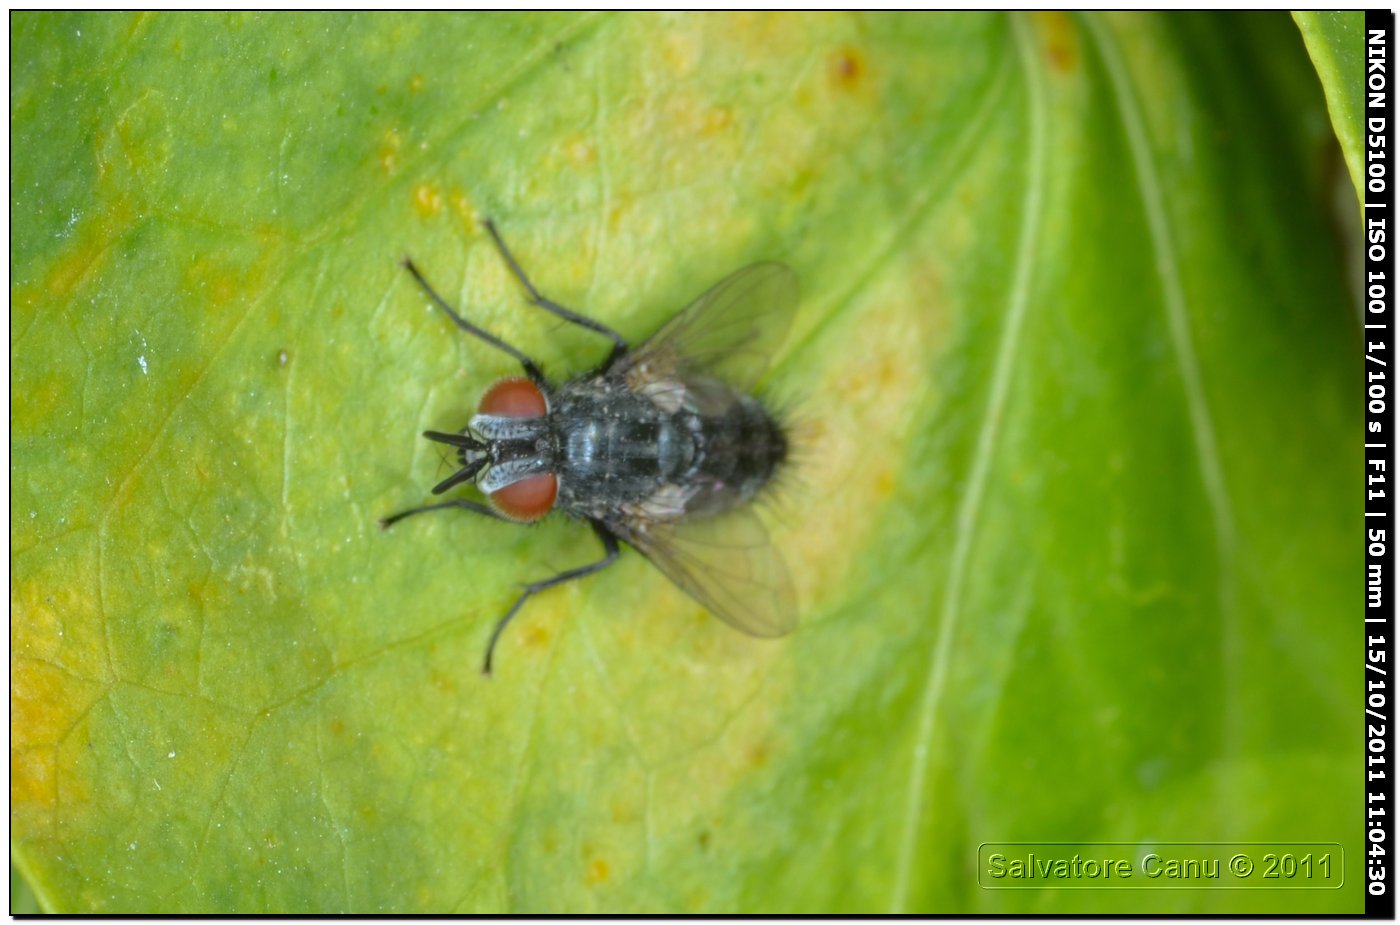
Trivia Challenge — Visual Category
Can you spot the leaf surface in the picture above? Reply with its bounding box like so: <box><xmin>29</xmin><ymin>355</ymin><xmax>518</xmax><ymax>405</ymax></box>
<box><xmin>12</xmin><ymin>12</ymin><xmax>1359</xmax><ymax>913</ymax></box>
<box><xmin>1294</xmin><ymin>10</ymin><xmax>1366</xmax><ymax>203</ymax></box>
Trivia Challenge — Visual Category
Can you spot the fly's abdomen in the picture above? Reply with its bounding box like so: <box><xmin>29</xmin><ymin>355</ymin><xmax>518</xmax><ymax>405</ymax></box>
<box><xmin>686</xmin><ymin>394</ymin><xmax>787</xmax><ymax>516</ymax></box>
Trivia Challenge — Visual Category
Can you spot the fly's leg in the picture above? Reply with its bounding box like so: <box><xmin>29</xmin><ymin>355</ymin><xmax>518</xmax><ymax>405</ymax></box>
<box><xmin>482</xmin><ymin>520</ymin><xmax>620</xmax><ymax>676</ymax></box>
<box><xmin>401</xmin><ymin>257</ymin><xmax>546</xmax><ymax>383</ymax></box>
<box><xmin>378</xmin><ymin>498</ymin><xmax>506</xmax><ymax>530</ymax></box>
<box><xmin>481</xmin><ymin>218</ymin><xmax>629</xmax><ymax>366</ymax></box>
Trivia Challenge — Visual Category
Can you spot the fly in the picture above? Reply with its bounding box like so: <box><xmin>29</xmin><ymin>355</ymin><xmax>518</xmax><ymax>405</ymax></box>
<box><xmin>382</xmin><ymin>219</ymin><xmax>798</xmax><ymax>675</ymax></box>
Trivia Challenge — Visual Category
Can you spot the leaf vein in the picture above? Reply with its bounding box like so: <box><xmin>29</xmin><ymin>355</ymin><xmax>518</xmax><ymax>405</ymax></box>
<box><xmin>889</xmin><ymin>13</ymin><xmax>1047</xmax><ymax>912</ymax></box>
<box><xmin>1084</xmin><ymin>13</ymin><xmax>1241</xmax><ymax>779</ymax></box>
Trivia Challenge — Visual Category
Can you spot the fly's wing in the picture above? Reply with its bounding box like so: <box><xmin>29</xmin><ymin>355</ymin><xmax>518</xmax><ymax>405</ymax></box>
<box><xmin>612</xmin><ymin>262</ymin><xmax>798</xmax><ymax>393</ymax></box>
<box><xmin>609</xmin><ymin>507</ymin><xmax>797</xmax><ymax>638</ymax></box>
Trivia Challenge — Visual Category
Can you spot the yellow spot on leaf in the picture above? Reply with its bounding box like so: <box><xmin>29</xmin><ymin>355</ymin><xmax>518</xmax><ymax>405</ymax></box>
<box><xmin>565</xmin><ymin>135</ymin><xmax>595</xmax><ymax>167</ymax></box>
<box><xmin>43</xmin><ymin>211</ymin><xmax>128</xmax><ymax>296</ymax></box>
<box><xmin>449</xmin><ymin>189</ymin><xmax>479</xmax><ymax>235</ymax></box>
<box><xmin>11</xmin><ymin>648</ymin><xmax>99</xmax><ymax>811</ymax></box>
<box><xmin>11</xmin><ymin>746</ymin><xmax>57</xmax><ymax>809</ymax></box>
<box><xmin>831</xmin><ymin>47</ymin><xmax>865</xmax><ymax>90</ymax></box>
<box><xmin>704</xmin><ymin>107</ymin><xmax>732</xmax><ymax>134</ymax></box>
<box><xmin>663</xmin><ymin>30</ymin><xmax>700</xmax><ymax>75</ymax></box>
<box><xmin>380</xmin><ymin>127</ymin><xmax>402</xmax><ymax>174</ymax></box>
<box><xmin>11</xmin><ymin>196</ymin><xmax>136</xmax><ymax>361</ymax></box>
<box><xmin>11</xmin><ymin>373</ymin><xmax>68</xmax><ymax>437</ymax></box>
<box><xmin>413</xmin><ymin>182</ymin><xmax>442</xmax><ymax>217</ymax></box>
<box><xmin>185</xmin><ymin>256</ymin><xmax>241</xmax><ymax>309</ymax></box>
<box><xmin>1034</xmin><ymin>10</ymin><xmax>1078</xmax><ymax>73</ymax></box>
<box><xmin>522</xmin><ymin>623</ymin><xmax>550</xmax><ymax>649</ymax></box>
<box><xmin>610</xmin><ymin>797</ymin><xmax>636</xmax><ymax>823</ymax></box>
<box><xmin>408</xmin><ymin>73</ymin><xmax>425</xmax><ymax>93</ymax></box>
<box><xmin>586</xmin><ymin>857</ymin><xmax>610</xmax><ymax>885</ymax></box>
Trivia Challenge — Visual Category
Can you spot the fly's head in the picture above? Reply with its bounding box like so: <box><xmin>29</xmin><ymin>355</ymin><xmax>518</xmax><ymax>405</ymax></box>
<box><xmin>428</xmin><ymin>377</ymin><xmax>559</xmax><ymax>522</ymax></box>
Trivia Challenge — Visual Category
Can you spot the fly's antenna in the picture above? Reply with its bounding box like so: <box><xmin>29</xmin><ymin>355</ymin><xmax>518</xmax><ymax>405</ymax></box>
<box><xmin>430</xmin><ymin>463</ymin><xmax>483</xmax><ymax>496</ymax></box>
<box><xmin>400</xmin><ymin>256</ymin><xmax>546</xmax><ymax>384</ymax></box>
<box><xmin>422</xmin><ymin>431</ymin><xmax>489</xmax><ymax>496</ymax></box>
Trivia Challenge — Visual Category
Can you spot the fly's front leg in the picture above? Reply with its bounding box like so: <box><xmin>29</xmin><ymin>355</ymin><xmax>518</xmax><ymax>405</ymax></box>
<box><xmin>481</xmin><ymin>520</ymin><xmax>620</xmax><ymax>676</ymax></box>
<box><xmin>378</xmin><ymin>498</ymin><xmax>505</xmax><ymax>530</ymax></box>
<box><xmin>400</xmin><ymin>256</ymin><xmax>546</xmax><ymax>383</ymax></box>
<box><xmin>481</xmin><ymin>218</ymin><xmax>629</xmax><ymax>366</ymax></box>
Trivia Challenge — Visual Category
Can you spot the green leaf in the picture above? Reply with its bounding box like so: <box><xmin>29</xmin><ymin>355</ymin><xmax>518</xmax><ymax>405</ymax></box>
<box><xmin>11</xmin><ymin>863</ymin><xmax>42</xmax><ymax>915</ymax></box>
<box><xmin>1294</xmin><ymin>11</ymin><xmax>1367</xmax><ymax>205</ymax></box>
<box><xmin>12</xmin><ymin>11</ymin><xmax>1359</xmax><ymax>913</ymax></box>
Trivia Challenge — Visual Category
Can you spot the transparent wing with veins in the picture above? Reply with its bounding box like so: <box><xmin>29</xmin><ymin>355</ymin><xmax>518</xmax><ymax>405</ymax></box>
<box><xmin>606</xmin><ymin>261</ymin><xmax>800</xmax><ymax>638</ymax></box>
<box><xmin>607</xmin><ymin>506</ymin><xmax>796</xmax><ymax>638</ymax></box>
<box><xmin>610</xmin><ymin>262</ymin><xmax>799</xmax><ymax>394</ymax></box>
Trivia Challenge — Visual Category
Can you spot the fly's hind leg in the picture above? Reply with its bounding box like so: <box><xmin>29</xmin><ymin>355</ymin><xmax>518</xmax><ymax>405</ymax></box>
<box><xmin>481</xmin><ymin>520</ymin><xmax>620</xmax><ymax>676</ymax></box>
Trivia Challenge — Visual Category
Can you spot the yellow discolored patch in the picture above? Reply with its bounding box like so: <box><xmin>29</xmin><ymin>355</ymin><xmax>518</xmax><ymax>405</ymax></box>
<box><xmin>182</xmin><ymin>231</ymin><xmax>282</xmax><ymax>319</ymax></box>
<box><xmin>408</xmin><ymin>73</ymin><xmax>425</xmax><ymax>93</ymax></box>
<box><xmin>586</xmin><ymin>856</ymin><xmax>610</xmax><ymax>885</ymax></box>
<box><xmin>1033</xmin><ymin>10</ymin><xmax>1079</xmax><ymax>73</ymax></box>
<box><xmin>522</xmin><ymin>623</ymin><xmax>551</xmax><ymax>649</ymax></box>
<box><xmin>778</xmin><ymin>270</ymin><xmax>942</xmax><ymax>615</ymax></box>
<box><xmin>13</xmin><ymin>579</ymin><xmax>100</xmax><ymax>667</ymax></box>
<box><xmin>379</xmin><ymin>127</ymin><xmax>403</xmax><ymax>174</ymax></box>
<box><xmin>610</xmin><ymin>796</ymin><xmax>637</xmax><ymax>824</ymax></box>
<box><xmin>660</xmin><ymin>95</ymin><xmax>738</xmax><ymax>141</ymax></box>
<box><xmin>662</xmin><ymin>29</ymin><xmax>700</xmax><ymax>75</ymax></box>
<box><xmin>11</xmin><ymin>195</ymin><xmax>136</xmax><ymax>357</ymax></box>
<box><xmin>11</xmin><ymin>653</ymin><xmax>101</xmax><ymax>811</ymax></box>
<box><xmin>412</xmin><ymin>182</ymin><xmax>443</xmax><ymax>218</ymax></box>
<box><xmin>46</xmin><ymin>205</ymin><xmax>132</xmax><ymax>296</ymax></box>
<box><xmin>449</xmin><ymin>189</ymin><xmax>479</xmax><ymax>235</ymax></box>
<box><xmin>10</xmin><ymin>746</ymin><xmax>57</xmax><ymax>809</ymax></box>
<box><xmin>830</xmin><ymin>46</ymin><xmax>866</xmax><ymax>90</ymax></box>
<box><xmin>703</xmin><ymin>106</ymin><xmax>732</xmax><ymax>135</ymax></box>
<box><xmin>10</xmin><ymin>373</ymin><xmax>70</xmax><ymax>439</ymax></box>
<box><xmin>564</xmin><ymin>135</ymin><xmax>596</xmax><ymax>167</ymax></box>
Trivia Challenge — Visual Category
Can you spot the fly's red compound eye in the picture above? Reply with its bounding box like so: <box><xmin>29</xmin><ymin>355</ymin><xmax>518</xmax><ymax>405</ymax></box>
<box><xmin>479</xmin><ymin>377</ymin><xmax>548</xmax><ymax>418</ymax></box>
<box><xmin>489</xmin><ymin>472</ymin><xmax>558</xmax><ymax>522</ymax></box>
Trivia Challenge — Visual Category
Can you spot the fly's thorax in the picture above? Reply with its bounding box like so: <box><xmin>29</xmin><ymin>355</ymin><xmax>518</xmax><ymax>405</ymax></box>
<box><xmin>546</xmin><ymin>377</ymin><xmax>696</xmax><ymax>516</ymax></box>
